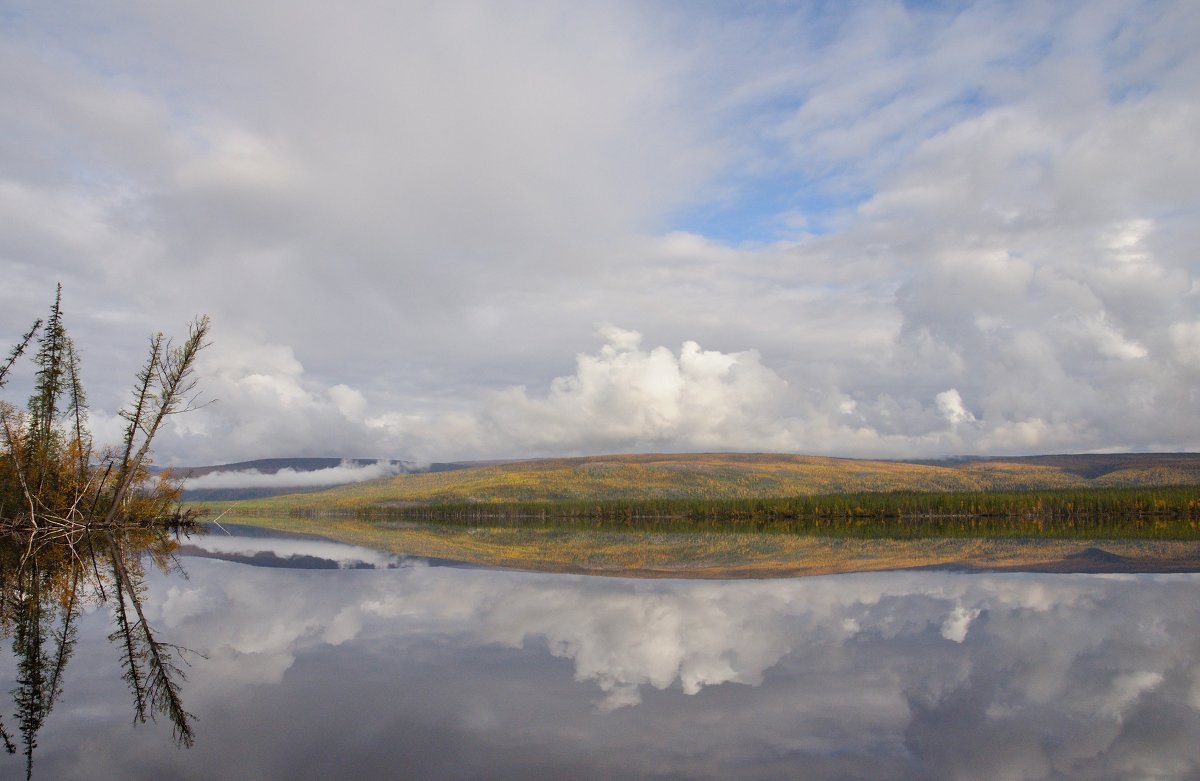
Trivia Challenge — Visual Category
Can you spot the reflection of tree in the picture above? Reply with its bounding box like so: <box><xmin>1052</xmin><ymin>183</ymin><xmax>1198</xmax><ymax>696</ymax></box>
<box><xmin>107</xmin><ymin>536</ymin><xmax>196</xmax><ymax>747</ymax></box>
<box><xmin>0</xmin><ymin>527</ymin><xmax>201</xmax><ymax>779</ymax></box>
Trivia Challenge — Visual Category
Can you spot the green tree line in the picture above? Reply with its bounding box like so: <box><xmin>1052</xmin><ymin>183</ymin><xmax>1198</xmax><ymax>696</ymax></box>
<box><xmin>322</xmin><ymin>485</ymin><xmax>1200</xmax><ymax>539</ymax></box>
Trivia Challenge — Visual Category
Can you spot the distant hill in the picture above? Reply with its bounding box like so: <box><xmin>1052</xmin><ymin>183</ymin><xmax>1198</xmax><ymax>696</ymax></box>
<box><xmin>212</xmin><ymin>452</ymin><xmax>1200</xmax><ymax>514</ymax></box>
<box><xmin>914</xmin><ymin>453</ymin><xmax>1200</xmax><ymax>484</ymax></box>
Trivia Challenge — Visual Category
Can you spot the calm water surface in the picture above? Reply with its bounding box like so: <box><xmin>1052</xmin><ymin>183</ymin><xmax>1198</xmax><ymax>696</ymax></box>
<box><xmin>4</xmin><ymin>529</ymin><xmax>1199</xmax><ymax>780</ymax></box>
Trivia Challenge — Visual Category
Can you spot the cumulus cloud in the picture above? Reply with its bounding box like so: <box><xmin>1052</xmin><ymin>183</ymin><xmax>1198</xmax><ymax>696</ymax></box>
<box><xmin>935</xmin><ymin>389</ymin><xmax>976</xmax><ymax>427</ymax></box>
<box><xmin>151</xmin><ymin>337</ymin><xmax>396</xmax><ymax>463</ymax></box>
<box><xmin>471</xmin><ymin>326</ymin><xmax>795</xmax><ymax>453</ymax></box>
<box><xmin>3</xmin><ymin>1</ymin><xmax>1199</xmax><ymax>463</ymax></box>
<box><xmin>162</xmin><ymin>308</ymin><xmax>1198</xmax><ymax>463</ymax></box>
<box><xmin>170</xmin><ymin>326</ymin><xmax>812</xmax><ymax>462</ymax></box>
<box><xmin>939</xmin><ymin>603</ymin><xmax>981</xmax><ymax>643</ymax></box>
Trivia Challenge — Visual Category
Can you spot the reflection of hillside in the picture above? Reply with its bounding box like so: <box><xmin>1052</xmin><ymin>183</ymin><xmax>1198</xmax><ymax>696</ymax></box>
<box><xmin>0</xmin><ymin>529</ymin><xmax>198</xmax><ymax>779</ymax></box>
<box><xmin>208</xmin><ymin>516</ymin><xmax>1200</xmax><ymax>578</ymax></box>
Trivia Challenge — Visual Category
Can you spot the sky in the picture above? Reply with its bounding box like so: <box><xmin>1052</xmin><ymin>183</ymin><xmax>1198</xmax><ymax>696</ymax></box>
<box><xmin>2</xmin><ymin>0</ymin><xmax>1199</xmax><ymax>466</ymax></box>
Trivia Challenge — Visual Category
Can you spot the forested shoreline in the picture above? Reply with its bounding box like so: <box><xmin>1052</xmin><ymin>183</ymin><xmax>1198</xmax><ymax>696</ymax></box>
<box><xmin>223</xmin><ymin>485</ymin><xmax>1200</xmax><ymax>539</ymax></box>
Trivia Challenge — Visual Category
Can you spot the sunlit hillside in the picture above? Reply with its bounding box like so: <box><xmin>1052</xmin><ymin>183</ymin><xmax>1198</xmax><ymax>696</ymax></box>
<box><xmin>217</xmin><ymin>452</ymin><xmax>1200</xmax><ymax>515</ymax></box>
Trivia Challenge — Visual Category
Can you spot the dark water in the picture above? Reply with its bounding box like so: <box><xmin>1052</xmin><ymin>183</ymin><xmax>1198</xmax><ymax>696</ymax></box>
<box><xmin>3</xmin><ymin>530</ymin><xmax>1199</xmax><ymax>780</ymax></box>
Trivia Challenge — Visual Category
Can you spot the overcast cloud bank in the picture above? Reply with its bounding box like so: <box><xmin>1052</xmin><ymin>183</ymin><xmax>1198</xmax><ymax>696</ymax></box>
<box><xmin>2</xmin><ymin>1</ymin><xmax>1198</xmax><ymax>463</ymax></box>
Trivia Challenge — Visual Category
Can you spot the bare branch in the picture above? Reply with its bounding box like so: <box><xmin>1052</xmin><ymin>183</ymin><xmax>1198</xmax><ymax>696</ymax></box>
<box><xmin>0</xmin><ymin>320</ymin><xmax>41</xmax><ymax>390</ymax></box>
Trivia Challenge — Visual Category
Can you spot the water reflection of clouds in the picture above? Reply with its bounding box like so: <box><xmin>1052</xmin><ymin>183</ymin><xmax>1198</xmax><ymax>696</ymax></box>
<box><xmin>184</xmin><ymin>534</ymin><xmax>402</xmax><ymax>568</ymax></box>
<box><xmin>41</xmin><ymin>554</ymin><xmax>1200</xmax><ymax>779</ymax></box>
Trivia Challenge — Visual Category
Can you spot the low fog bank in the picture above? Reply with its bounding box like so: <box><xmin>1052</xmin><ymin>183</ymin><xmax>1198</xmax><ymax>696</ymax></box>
<box><xmin>182</xmin><ymin>459</ymin><xmax>411</xmax><ymax>491</ymax></box>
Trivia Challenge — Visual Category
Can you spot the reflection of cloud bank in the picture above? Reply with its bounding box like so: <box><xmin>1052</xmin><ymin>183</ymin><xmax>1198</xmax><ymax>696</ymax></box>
<box><xmin>182</xmin><ymin>459</ymin><xmax>403</xmax><ymax>490</ymax></box>
<box><xmin>185</xmin><ymin>535</ymin><xmax>400</xmax><ymax>569</ymax></box>
<box><xmin>156</xmin><ymin>565</ymin><xmax>1198</xmax><ymax>712</ymax></box>
<box><xmin>97</xmin><ymin>562</ymin><xmax>1200</xmax><ymax>779</ymax></box>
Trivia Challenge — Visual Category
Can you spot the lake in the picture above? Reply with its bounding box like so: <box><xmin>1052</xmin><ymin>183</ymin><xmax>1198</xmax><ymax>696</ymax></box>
<box><xmin>3</xmin><ymin>526</ymin><xmax>1199</xmax><ymax>779</ymax></box>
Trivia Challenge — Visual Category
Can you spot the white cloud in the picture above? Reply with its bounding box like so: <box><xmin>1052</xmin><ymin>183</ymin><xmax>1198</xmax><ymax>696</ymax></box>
<box><xmin>184</xmin><ymin>535</ymin><xmax>401</xmax><ymax>569</ymax></box>
<box><xmin>474</xmin><ymin>327</ymin><xmax>793</xmax><ymax>453</ymax></box>
<box><xmin>155</xmin><ymin>337</ymin><xmax>397</xmax><ymax>463</ymax></box>
<box><xmin>160</xmin><ymin>309</ymin><xmax>1198</xmax><ymax>462</ymax></box>
<box><xmin>3</xmin><ymin>1</ymin><xmax>1199</xmax><ymax>462</ymax></box>
<box><xmin>940</xmin><ymin>604</ymin><xmax>981</xmax><ymax>643</ymax></box>
<box><xmin>936</xmin><ymin>389</ymin><xmax>976</xmax><ymax>427</ymax></box>
<box><xmin>182</xmin><ymin>459</ymin><xmax>404</xmax><ymax>491</ymax></box>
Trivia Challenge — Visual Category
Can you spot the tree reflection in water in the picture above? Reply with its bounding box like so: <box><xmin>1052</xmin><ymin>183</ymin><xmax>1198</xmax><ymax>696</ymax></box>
<box><xmin>0</xmin><ymin>526</ymin><xmax>200</xmax><ymax>779</ymax></box>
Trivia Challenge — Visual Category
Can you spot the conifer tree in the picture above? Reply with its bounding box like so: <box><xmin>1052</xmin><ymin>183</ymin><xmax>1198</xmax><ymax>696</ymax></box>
<box><xmin>1</xmin><ymin>288</ymin><xmax>209</xmax><ymax>530</ymax></box>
